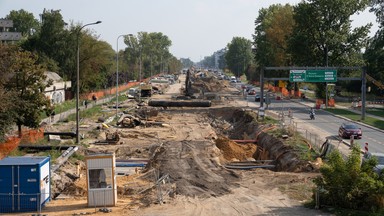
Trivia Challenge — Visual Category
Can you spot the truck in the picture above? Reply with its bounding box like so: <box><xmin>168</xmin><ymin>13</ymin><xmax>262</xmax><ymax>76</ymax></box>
<box><xmin>139</xmin><ymin>83</ymin><xmax>152</xmax><ymax>97</ymax></box>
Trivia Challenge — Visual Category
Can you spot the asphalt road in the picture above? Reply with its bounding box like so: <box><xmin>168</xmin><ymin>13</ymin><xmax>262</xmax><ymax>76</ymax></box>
<box><xmin>263</xmin><ymin>97</ymin><xmax>384</xmax><ymax>153</ymax></box>
<box><xmin>234</xmin><ymin>81</ymin><xmax>384</xmax><ymax>154</ymax></box>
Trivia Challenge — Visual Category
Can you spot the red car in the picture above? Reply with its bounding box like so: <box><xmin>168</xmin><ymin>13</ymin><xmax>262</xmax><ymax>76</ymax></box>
<box><xmin>338</xmin><ymin>123</ymin><xmax>362</xmax><ymax>139</ymax></box>
<box><xmin>248</xmin><ymin>89</ymin><xmax>257</xmax><ymax>95</ymax></box>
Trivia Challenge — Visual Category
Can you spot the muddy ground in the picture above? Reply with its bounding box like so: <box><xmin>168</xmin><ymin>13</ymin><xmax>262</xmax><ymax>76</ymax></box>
<box><xmin>8</xmin><ymin>74</ymin><xmax>329</xmax><ymax>216</ymax></box>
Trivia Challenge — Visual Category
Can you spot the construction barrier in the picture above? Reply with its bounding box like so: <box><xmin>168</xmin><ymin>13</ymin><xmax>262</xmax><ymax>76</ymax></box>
<box><xmin>328</xmin><ymin>98</ymin><xmax>335</xmax><ymax>107</ymax></box>
<box><xmin>82</xmin><ymin>81</ymin><xmax>140</xmax><ymax>101</ymax></box>
<box><xmin>0</xmin><ymin>128</ymin><xmax>44</xmax><ymax>159</ymax></box>
<box><xmin>0</xmin><ymin>137</ymin><xmax>21</xmax><ymax>159</ymax></box>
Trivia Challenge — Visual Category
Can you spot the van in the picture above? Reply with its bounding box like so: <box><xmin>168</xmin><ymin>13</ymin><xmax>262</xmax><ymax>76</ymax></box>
<box><xmin>127</xmin><ymin>88</ymin><xmax>138</xmax><ymax>99</ymax></box>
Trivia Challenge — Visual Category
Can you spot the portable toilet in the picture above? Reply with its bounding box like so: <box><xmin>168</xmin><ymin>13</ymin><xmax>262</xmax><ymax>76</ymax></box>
<box><xmin>0</xmin><ymin>156</ymin><xmax>50</xmax><ymax>213</ymax></box>
<box><xmin>85</xmin><ymin>153</ymin><xmax>117</xmax><ymax>207</ymax></box>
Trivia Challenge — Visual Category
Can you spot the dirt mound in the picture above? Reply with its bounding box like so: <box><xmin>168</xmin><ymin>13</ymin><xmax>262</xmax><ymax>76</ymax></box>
<box><xmin>148</xmin><ymin>140</ymin><xmax>240</xmax><ymax>199</ymax></box>
<box><xmin>63</xmin><ymin>178</ymin><xmax>87</xmax><ymax>197</ymax></box>
<box><xmin>191</xmin><ymin>76</ymin><xmax>229</xmax><ymax>93</ymax></box>
<box><xmin>215</xmin><ymin>137</ymin><xmax>257</xmax><ymax>161</ymax></box>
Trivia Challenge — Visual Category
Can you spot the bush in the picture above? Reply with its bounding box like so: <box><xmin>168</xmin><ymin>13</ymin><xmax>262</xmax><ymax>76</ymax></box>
<box><xmin>314</xmin><ymin>146</ymin><xmax>384</xmax><ymax>212</ymax></box>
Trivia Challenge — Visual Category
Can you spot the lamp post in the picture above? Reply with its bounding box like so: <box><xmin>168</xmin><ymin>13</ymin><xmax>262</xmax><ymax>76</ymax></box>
<box><xmin>76</xmin><ymin>21</ymin><xmax>101</xmax><ymax>144</ymax></box>
<box><xmin>138</xmin><ymin>45</ymin><xmax>143</xmax><ymax>102</ymax></box>
<box><xmin>116</xmin><ymin>34</ymin><xmax>132</xmax><ymax>118</ymax></box>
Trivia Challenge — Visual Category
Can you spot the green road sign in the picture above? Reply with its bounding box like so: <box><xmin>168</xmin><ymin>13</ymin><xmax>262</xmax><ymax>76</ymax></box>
<box><xmin>289</xmin><ymin>69</ymin><xmax>337</xmax><ymax>82</ymax></box>
<box><xmin>289</xmin><ymin>70</ymin><xmax>306</xmax><ymax>82</ymax></box>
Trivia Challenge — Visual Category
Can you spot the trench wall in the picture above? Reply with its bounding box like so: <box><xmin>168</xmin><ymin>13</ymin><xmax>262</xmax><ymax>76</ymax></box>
<box><xmin>254</xmin><ymin>132</ymin><xmax>304</xmax><ymax>172</ymax></box>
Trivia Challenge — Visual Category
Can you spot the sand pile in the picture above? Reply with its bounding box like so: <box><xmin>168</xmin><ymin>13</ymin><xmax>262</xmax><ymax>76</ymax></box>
<box><xmin>215</xmin><ymin>137</ymin><xmax>257</xmax><ymax>161</ymax></box>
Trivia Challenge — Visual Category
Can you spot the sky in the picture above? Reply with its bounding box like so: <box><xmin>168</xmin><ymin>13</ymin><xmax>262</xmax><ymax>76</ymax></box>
<box><xmin>0</xmin><ymin>0</ymin><xmax>379</xmax><ymax>62</ymax></box>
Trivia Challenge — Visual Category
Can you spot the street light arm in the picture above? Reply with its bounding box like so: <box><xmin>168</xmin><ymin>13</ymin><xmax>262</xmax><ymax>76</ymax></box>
<box><xmin>75</xmin><ymin>20</ymin><xmax>101</xmax><ymax>144</ymax></box>
<box><xmin>76</xmin><ymin>21</ymin><xmax>102</xmax><ymax>41</ymax></box>
<box><xmin>116</xmin><ymin>34</ymin><xmax>132</xmax><ymax>118</ymax></box>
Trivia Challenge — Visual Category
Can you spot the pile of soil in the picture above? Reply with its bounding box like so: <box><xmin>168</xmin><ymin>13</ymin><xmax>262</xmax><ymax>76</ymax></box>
<box><xmin>215</xmin><ymin>137</ymin><xmax>257</xmax><ymax>161</ymax></box>
<box><xmin>191</xmin><ymin>76</ymin><xmax>229</xmax><ymax>93</ymax></box>
<box><xmin>148</xmin><ymin>140</ymin><xmax>240</xmax><ymax>199</ymax></box>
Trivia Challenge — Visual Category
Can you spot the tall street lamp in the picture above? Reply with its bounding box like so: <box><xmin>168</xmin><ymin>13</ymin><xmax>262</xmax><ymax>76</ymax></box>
<box><xmin>126</xmin><ymin>34</ymin><xmax>143</xmax><ymax>101</ymax></box>
<box><xmin>116</xmin><ymin>34</ymin><xmax>132</xmax><ymax>118</ymax></box>
<box><xmin>76</xmin><ymin>21</ymin><xmax>101</xmax><ymax>144</ymax></box>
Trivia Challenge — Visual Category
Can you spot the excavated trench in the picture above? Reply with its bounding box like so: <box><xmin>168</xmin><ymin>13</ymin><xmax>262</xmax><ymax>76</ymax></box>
<box><xmin>206</xmin><ymin>107</ymin><xmax>308</xmax><ymax>172</ymax></box>
<box><xmin>51</xmin><ymin>105</ymin><xmax>310</xmax><ymax>201</ymax></box>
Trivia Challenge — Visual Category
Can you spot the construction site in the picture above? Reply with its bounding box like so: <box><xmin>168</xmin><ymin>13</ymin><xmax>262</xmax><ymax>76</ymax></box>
<box><xmin>2</xmin><ymin>70</ymin><xmax>327</xmax><ymax>216</ymax></box>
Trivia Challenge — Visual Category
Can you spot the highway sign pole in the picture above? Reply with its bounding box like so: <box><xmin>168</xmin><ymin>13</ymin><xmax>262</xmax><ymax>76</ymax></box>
<box><xmin>264</xmin><ymin>66</ymin><xmax>365</xmax><ymax>120</ymax></box>
<box><xmin>260</xmin><ymin>68</ymin><xmax>264</xmax><ymax>108</ymax></box>
<box><xmin>326</xmin><ymin>82</ymin><xmax>328</xmax><ymax>109</ymax></box>
<box><xmin>362</xmin><ymin>67</ymin><xmax>367</xmax><ymax>120</ymax></box>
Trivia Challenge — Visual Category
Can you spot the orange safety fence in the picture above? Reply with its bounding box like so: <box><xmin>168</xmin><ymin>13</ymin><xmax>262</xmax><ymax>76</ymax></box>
<box><xmin>80</xmin><ymin>76</ymin><xmax>153</xmax><ymax>101</ymax></box>
<box><xmin>0</xmin><ymin>128</ymin><xmax>44</xmax><ymax>159</ymax></box>
<box><xmin>274</xmin><ymin>86</ymin><xmax>280</xmax><ymax>92</ymax></box>
<box><xmin>315</xmin><ymin>98</ymin><xmax>335</xmax><ymax>108</ymax></box>
<box><xmin>328</xmin><ymin>98</ymin><xmax>335</xmax><ymax>107</ymax></box>
<box><xmin>82</xmin><ymin>81</ymin><xmax>140</xmax><ymax>101</ymax></box>
<box><xmin>19</xmin><ymin>128</ymin><xmax>45</xmax><ymax>144</ymax></box>
<box><xmin>316</xmin><ymin>99</ymin><xmax>324</xmax><ymax>105</ymax></box>
<box><xmin>266</xmin><ymin>84</ymin><xmax>275</xmax><ymax>92</ymax></box>
<box><xmin>0</xmin><ymin>137</ymin><xmax>21</xmax><ymax>159</ymax></box>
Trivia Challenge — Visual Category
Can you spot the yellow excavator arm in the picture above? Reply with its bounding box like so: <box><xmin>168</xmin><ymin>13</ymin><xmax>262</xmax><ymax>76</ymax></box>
<box><xmin>366</xmin><ymin>74</ymin><xmax>384</xmax><ymax>90</ymax></box>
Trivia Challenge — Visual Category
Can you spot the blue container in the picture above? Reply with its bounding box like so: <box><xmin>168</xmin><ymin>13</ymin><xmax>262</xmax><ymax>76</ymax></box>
<box><xmin>0</xmin><ymin>156</ymin><xmax>50</xmax><ymax>213</ymax></box>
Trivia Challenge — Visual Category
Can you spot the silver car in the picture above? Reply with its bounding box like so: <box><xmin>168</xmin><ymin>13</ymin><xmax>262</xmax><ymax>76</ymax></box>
<box><xmin>363</xmin><ymin>152</ymin><xmax>384</xmax><ymax>174</ymax></box>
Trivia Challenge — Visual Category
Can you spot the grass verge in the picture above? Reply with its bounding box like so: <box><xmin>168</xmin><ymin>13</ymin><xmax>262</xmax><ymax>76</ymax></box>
<box><xmin>325</xmin><ymin>108</ymin><xmax>384</xmax><ymax>130</ymax></box>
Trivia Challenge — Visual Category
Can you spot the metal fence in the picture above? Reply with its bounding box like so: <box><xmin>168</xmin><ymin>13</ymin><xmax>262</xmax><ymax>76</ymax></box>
<box><xmin>269</xmin><ymin>109</ymin><xmax>325</xmax><ymax>151</ymax></box>
<box><xmin>0</xmin><ymin>193</ymin><xmax>49</xmax><ymax>214</ymax></box>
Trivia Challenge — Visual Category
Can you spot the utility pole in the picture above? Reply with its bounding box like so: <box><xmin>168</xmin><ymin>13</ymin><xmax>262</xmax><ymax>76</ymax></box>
<box><xmin>325</xmin><ymin>45</ymin><xmax>329</xmax><ymax>109</ymax></box>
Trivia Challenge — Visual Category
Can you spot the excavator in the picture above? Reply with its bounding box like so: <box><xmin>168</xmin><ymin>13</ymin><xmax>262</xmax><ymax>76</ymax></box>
<box><xmin>366</xmin><ymin>74</ymin><xmax>384</xmax><ymax>90</ymax></box>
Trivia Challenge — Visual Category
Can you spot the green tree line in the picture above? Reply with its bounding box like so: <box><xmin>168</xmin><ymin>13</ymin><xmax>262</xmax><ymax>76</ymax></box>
<box><xmin>212</xmin><ymin>0</ymin><xmax>384</xmax><ymax>97</ymax></box>
<box><xmin>0</xmin><ymin>8</ymin><xmax>182</xmax><ymax>141</ymax></box>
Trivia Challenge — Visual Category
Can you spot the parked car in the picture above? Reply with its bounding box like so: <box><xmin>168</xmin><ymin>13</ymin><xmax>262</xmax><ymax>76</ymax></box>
<box><xmin>255</xmin><ymin>94</ymin><xmax>266</xmax><ymax>102</ymax></box>
<box><xmin>126</xmin><ymin>88</ymin><xmax>138</xmax><ymax>99</ymax></box>
<box><xmin>248</xmin><ymin>88</ymin><xmax>257</xmax><ymax>95</ymax></box>
<box><xmin>338</xmin><ymin>122</ymin><xmax>362</xmax><ymax>139</ymax></box>
<box><xmin>362</xmin><ymin>152</ymin><xmax>384</xmax><ymax>174</ymax></box>
<box><xmin>245</xmin><ymin>85</ymin><xmax>253</xmax><ymax>92</ymax></box>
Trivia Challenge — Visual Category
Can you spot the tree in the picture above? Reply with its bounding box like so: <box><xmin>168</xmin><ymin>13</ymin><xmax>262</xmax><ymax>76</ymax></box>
<box><xmin>315</xmin><ymin>145</ymin><xmax>384</xmax><ymax>211</ymax></box>
<box><xmin>218</xmin><ymin>52</ymin><xmax>227</xmax><ymax>70</ymax></box>
<box><xmin>124</xmin><ymin>32</ymin><xmax>173</xmax><ymax>79</ymax></box>
<box><xmin>370</xmin><ymin>0</ymin><xmax>384</xmax><ymax>28</ymax></box>
<box><xmin>253</xmin><ymin>4</ymin><xmax>295</xmax><ymax>68</ymax></box>
<box><xmin>364</xmin><ymin>1</ymin><xmax>384</xmax><ymax>95</ymax></box>
<box><xmin>289</xmin><ymin>0</ymin><xmax>371</xmax><ymax>98</ymax></box>
<box><xmin>22</xmin><ymin>9</ymin><xmax>69</xmax><ymax>73</ymax></box>
<box><xmin>3</xmin><ymin>46</ymin><xmax>52</xmax><ymax>137</ymax></box>
<box><xmin>180</xmin><ymin>58</ymin><xmax>194</xmax><ymax>69</ymax></box>
<box><xmin>225</xmin><ymin>37</ymin><xmax>253</xmax><ymax>78</ymax></box>
<box><xmin>167</xmin><ymin>56</ymin><xmax>182</xmax><ymax>74</ymax></box>
<box><xmin>0</xmin><ymin>45</ymin><xmax>19</xmax><ymax>141</ymax></box>
<box><xmin>201</xmin><ymin>55</ymin><xmax>215</xmax><ymax>69</ymax></box>
<box><xmin>79</xmin><ymin>34</ymin><xmax>114</xmax><ymax>92</ymax></box>
<box><xmin>27</xmin><ymin>16</ymin><xmax>115</xmax><ymax>93</ymax></box>
<box><xmin>6</xmin><ymin>9</ymin><xmax>39</xmax><ymax>38</ymax></box>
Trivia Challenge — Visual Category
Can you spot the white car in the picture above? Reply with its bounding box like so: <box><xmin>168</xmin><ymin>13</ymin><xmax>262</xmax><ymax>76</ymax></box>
<box><xmin>127</xmin><ymin>88</ymin><xmax>138</xmax><ymax>99</ymax></box>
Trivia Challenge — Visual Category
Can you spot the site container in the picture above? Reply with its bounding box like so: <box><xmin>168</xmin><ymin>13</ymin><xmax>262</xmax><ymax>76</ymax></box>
<box><xmin>86</xmin><ymin>153</ymin><xmax>117</xmax><ymax>207</ymax></box>
<box><xmin>0</xmin><ymin>156</ymin><xmax>50</xmax><ymax>213</ymax></box>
